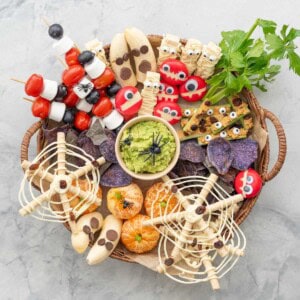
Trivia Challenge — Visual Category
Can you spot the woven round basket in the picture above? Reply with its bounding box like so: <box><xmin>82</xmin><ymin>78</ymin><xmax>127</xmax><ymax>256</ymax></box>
<box><xmin>20</xmin><ymin>35</ymin><xmax>287</xmax><ymax>263</ymax></box>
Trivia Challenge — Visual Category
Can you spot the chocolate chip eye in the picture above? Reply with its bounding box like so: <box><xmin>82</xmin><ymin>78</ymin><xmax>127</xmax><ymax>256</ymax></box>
<box><xmin>163</xmin><ymin>64</ymin><xmax>170</xmax><ymax>72</ymax></box>
<box><xmin>140</xmin><ymin>45</ymin><xmax>149</xmax><ymax>54</ymax></box>
<box><xmin>184</xmin><ymin>109</ymin><xmax>191</xmax><ymax>116</ymax></box>
<box><xmin>163</xmin><ymin>107</ymin><xmax>171</xmax><ymax>114</ymax></box>
<box><xmin>220</xmin><ymin>131</ymin><xmax>227</xmax><ymax>138</ymax></box>
<box><xmin>232</xmin><ymin>127</ymin><xmax>240</xmax><ymax>135</ymax></box>
<box><xmin>246</xmin><ymin>175</ymin><xmax>254</xmax><ymax>184</ymax></box>
<box><xmin>230</xmin><ymin>111</ymin><xmax>237</xmax><ymax>119</ymax></box>
<box><xmin>166</xmin><ymin>87</ymin><xmax>174</xmax><ymax>94</ymax></box>
<box><xmin>178</xmin><ymin>71</ymin><xmax>186</xmax><ymax>79</ymax></box>
<box><xmin>185</xmin><ymin>79</ymin><xmax>198</xmax><ymax>91</ymax></box>
<box><xmin>207</xmin><ymin>109</ymin><xmax>213</xmax><ymax>115</ymax></box>
<box><xmin>125</xmin><ymin>91</ymin><xmax>134</xmax><ymax>100</ymax></box>
<box><xmin>116</xmin><ymin>57</ymin><xmax>123</xmax><ymax>65</ymax></box>
<box><xmin>205</xmin><ymin>135</ymin><xmax>212</xmax><ymax>142</ymax></box>
<box><xmin>243</xmin><ymin>185</ymin><xmax>253</xmax><ymax>195</ymax></box>
<box><xmin>170</xmin><ymin>110</ymin><xmax>178</xmax><ymax>117</ymax></box>
<box><xmin>215</xmin><ymin>122</ymin><xmax>222</xmax><ymax>129</ymax></box>
<box><xmin>219</xmin><ymin>107</ymin><xmax>226</xmax><ymax>114</ymax></box>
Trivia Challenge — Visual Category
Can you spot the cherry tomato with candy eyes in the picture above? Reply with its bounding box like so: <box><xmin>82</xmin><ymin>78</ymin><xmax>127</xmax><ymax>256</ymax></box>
<box><xmin>31</xmin><ymin>97</ymin><xmax>51</xmax><ymax>119</ymax></box>
<box><xmin>74</xmin><ymin>111</ymin><xmax>91</xmax><ymax>131</ymax></box>
<box><xmin>62</xmin><ymin>65</ymin><xmax>85</xmax><ymax>86</ymax></box>
<box><xmin>92</xmin><ymin>67</ymin><xmax>115</xmax><ymax>89</ymax></box>
<box><xmin>65</xmin><ymin>47</ymin><xmax>80</xmax><ymax>66</ymax></box>
<box><xmin>25</xmin><ymin>74</ymin><xmax>44</xmax><ymax>97</ymax></box>
<box><xmin>92</xmin><ymin>96</ymin><xmax>113</xmax><ymax>118</ymax></box>
<box><xmin>63</xmin><ymin>87</ymin><xmax>79</xmax><ymax>107</ymax></box>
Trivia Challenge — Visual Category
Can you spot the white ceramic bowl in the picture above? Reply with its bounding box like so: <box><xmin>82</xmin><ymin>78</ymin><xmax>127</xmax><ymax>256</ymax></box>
<box><xmin>115</xmin><ymin>115</ymin><xmax>180</xmax><ymax>181</ymax></box>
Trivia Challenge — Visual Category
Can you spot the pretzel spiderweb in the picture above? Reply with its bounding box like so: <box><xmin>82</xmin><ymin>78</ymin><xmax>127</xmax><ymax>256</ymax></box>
<box><xmin>144</xmin><ymin>174</ymin><xmax>246</xmax><ymax>288</ymax></box>
<box><xmin>18</xmin><ymin>132</ymin><xmax>104</xmax><ymax>227</ymax></box>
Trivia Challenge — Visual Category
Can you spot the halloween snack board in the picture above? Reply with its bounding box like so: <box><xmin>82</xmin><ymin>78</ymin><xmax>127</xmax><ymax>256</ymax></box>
<box><xmin>15</xmin><ymin>18</ymin><xmax>296</xmax><ymax>289</ymax></box>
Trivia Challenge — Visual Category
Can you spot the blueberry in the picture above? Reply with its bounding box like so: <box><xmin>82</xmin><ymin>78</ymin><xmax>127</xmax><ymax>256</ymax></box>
<box><xmin>86</xmin><ymin>89</ymin><xmax>100</xmax><ymax>104</ymax></box>
<box><xmin>106</xmin><ymin>82</ymin><xmax>121</xmax><ymax>97</ymax></box>
<box><xmin>54</xmin><ymin>84</ymin><xmax>68</xmax><ymax>102</ymax></box>
<box><xmin>63</xmin><ymin>109</ymin><xmax>75</xmax><ymax>124</ymax></box>
<box><xmin>78</xmin><ymin>51</ymin><xmax>95</xmax><ymax>65</ymax></box>
<box><xmin>48</xmin><ymin>24</ymin><xmax>64</xmax><ymax>40</ymax></box>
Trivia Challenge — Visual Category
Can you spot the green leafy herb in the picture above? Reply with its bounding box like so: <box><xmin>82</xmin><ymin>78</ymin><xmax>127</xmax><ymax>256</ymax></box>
<box><xmin>206</xmin><ymin>18</ymin><xmax>300</xmax><ymax>104</ymax></box>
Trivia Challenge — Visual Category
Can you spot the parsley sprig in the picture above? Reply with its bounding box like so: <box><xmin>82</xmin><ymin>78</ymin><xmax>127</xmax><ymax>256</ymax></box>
<box><xmin>206</xmin><ymin>19</ymin><xmax>300</xmax><ymax>104</ymax></box>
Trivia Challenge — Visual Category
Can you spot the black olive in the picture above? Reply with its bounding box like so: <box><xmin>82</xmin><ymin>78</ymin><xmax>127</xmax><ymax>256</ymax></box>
<box><xmin>54</xmin><ymin>84</ymin><xmax>68</xmax><ymax>102</ymax></box>
<box><xmin>78</xmin><ymin>51</ymin><xmax>95</xmax><ymax>65</ymax></box>
<box><xmin>48</xmin><ymin>24</ymin><xmax>64</xmax><ymax>40</ymax></box>
<box><xmin>63</xmin><ymin>109</ymin><xmax>75</xmax><ymax>124</ymax></box>
<box><xmin>106</xmin><ymin>82</ymin><xmax>121</xmax><ymax>97</ymax></box>
<box><xmin>86</xmin><ymin>89</ymin><xmax>100</xmax><ymax>104</ymax></box>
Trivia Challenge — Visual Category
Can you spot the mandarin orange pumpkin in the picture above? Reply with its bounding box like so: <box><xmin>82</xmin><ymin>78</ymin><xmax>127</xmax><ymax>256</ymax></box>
<box><xmin>121</xmin><ymin>214</ymin><xmax>160</xmax><ymax>254</ymax></box>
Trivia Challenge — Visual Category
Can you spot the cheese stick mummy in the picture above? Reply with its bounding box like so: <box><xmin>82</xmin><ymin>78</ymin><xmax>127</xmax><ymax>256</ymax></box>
<box><xmin>124</xmin><ymin>27</ymin><xmax>157</xmax><ymax>83</ymax></box>
<box><xmin>180</xmin><ymin>39</ymin><xmax>203</xmax><ymax>75</ymax></box>
<box><xmin>85</xmin><ymin>39</ymin><xmax>110</xmax><ymax>66</ymax></box>
<box><xmin>71</xmin><ymin>212</ymin><xmax>103</xmax><ymax>254</ymax></box>
<box><xmin>110</xmin><ymin>33</ymin><xmax>137</xmax><ymax>87</ymax></box>
<box><xmin>86</xmin><ymin>214</ymin><xmax>122</xmax><ymax>265</ymax></box>
<box><xmin>157</xmin><ymin>34</ymin><xmax>181</xmax><ymax>67</ymax></box>
<box><xmin>195</xmin><ymin>42</ymin><xmax>222</xmax><ymax>79</ymax></box>
<box><xmin>138</xmin><ymin>71</ymin><xmax>160</xmax><ymax>116</ymax></box>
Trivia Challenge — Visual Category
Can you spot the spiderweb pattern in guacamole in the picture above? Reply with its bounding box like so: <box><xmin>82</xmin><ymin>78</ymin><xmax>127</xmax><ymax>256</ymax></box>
<box><xmin>120</xmin><ymin>121</ymin><xmax>176</xmax><ymax>173</ymax></box>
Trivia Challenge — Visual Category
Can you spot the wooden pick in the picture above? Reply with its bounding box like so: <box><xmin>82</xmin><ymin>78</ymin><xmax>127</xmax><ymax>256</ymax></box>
<box><xmin>23</xmin><ymin>97</ymin><xmax>34</xmax><ymax>103</ymax></box>
<box><xmin>10</xmin><ymin>78</ymin><xmax>26</xmax><ymax>84</ymax></box>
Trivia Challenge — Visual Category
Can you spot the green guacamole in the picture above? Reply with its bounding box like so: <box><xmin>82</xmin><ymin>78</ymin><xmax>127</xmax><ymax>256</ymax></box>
<box><xmin>120</xmin><ymin>121</ymin><xmax>176</xmax><ymax>173</ymax></box>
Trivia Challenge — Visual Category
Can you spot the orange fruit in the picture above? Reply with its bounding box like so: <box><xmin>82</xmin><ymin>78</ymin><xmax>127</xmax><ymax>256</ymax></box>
<box><xmin>67</xmin><ymin>179</ymin><xmax>102</xmax><ymax>215</ymax></box>
<box><xmin>144</xmin><ymin>182</ymin><xmax>179</xmax><ymax>218</ymax></box>
<box><xmin>121</xmin><ymin>214</ymin><xmax>160</xmax><ymax>254</ymax></box>
<box><xmin>107</xmin><ymin>183</ymin><xmax>143</xmax><ymax>219</ymax></box>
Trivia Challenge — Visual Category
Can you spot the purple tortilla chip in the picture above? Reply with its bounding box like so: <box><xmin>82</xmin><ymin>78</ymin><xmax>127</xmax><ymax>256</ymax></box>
<box><xmin>77</xmin><ymin>132</ymin><xmax>101</xmax><ymax>160</ymax></box>
<box><xmin>207</xmin><ymin>138</ymin><xmax>233</xmax><ymax>175</ymax></box>
<box><xmin>230</xmin><ymin>139</ymin><xmax>258</xmax><ymax>170</ymax></box>
<box><xmin>99</xmin><ymin>134</ymin><xmax>117</xmax><ymax>163</ymax></box>
<box><xmin>42</xmin><ymin>124</ymin><xmax>70</xmax><ymax>144</ymax></box>
<box><xmin>172</xmin><ymin>160</ymin><xmax>208</xmax><ymax>177</ymax></box>
<box><xmin>179</xmin><ymin>140</ymin><xmax>206</xmax><ymax>163</ymax></box>
<box><xmin>100</xmin><ymin>164</ymin><xmax>132</xmax><ymax>187</ymax></box>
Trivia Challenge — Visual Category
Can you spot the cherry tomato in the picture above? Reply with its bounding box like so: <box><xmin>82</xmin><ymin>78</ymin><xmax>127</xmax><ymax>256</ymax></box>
<box><xmin>92</xmin><ymin>96</ymin><xmax>113</xmax><ymax>117</ymax></box>
<box><xmin>25</xmin><ymin>74</ymin><xmax>44</xmax><ymax>97</ymax></box>
<box><xmin>31</xmin><ymin>97</ymin><xmax>50</xmax><ymax>119</ymax></box>
<box><xmin>92</xmin><ymin>67</ymin><xmax>115</xmax><ymax>89</ymax></box>
<box><xmin>65</xmin><ymin>47</ymin><xmax>80</xmax><ymax>66</ymax></box>
<box><xmin>62</xmin><ymin>65</ymin><xmax>85</xmax><ymax>86</ymax></box>
<box><xmin>64</xmin><ymin>87</ymin><xmax>79</xmax><ymax>107</ymax></box>
<box><xmin>74</xmin><ymin>111</ymin><xmax>91</xmax><ymax>131</ymax></box>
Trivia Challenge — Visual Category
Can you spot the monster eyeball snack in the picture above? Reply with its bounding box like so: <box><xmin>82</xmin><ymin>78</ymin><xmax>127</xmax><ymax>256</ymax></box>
<box><xmin>15</xmin><ymin>18</ymin><xmax>296</xmax><ymax>290</ymax></box>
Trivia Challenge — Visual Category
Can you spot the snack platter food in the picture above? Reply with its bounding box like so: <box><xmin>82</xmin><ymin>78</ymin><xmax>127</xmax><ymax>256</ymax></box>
<box><xmin>15</xmin><ymin>19</ymin><xmax>297</xmax><ymax>289</ymax></box>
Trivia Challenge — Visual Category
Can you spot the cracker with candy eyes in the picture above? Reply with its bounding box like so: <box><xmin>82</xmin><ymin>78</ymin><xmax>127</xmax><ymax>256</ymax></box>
<box><xmin>124</xmin><ymin>27</ymin><xmax>157</xmax><ymax>83</ymax></box>
<box><xmin>157</xmin><ymin>34</ymin><xmax>181</xmax><ymax>67</ymax></box>
<box><xmin>110</xmin><ymin>33</ymin><xmax>137</xmax><ymax>87</ymax></box>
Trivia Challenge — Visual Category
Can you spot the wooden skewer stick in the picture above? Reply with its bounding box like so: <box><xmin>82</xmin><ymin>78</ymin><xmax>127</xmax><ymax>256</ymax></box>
<box><xmin>10</xmin><ymin>78</ymin><xmax>26</xmax><ymax>84</ymax></box>
<box><xmin>55</xmin><ymin>55</ymin><xmax>68</xmax><ymax>68</ymax></box>
<box><xmin>41</xmin><ymin>16</ymin><xmax>50</xmax><ymax>27</ymax></box>
<box><xmin>23</xmin><ymin>97</ymin><xmax>34</xmax><ymax>103</ymax></box>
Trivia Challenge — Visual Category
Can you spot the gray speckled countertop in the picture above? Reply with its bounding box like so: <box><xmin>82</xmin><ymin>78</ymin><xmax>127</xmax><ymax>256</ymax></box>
<box><xmin>1</xmin><ymin>0</ymin><xmax>300</xmax><ymax>299</ymax></box>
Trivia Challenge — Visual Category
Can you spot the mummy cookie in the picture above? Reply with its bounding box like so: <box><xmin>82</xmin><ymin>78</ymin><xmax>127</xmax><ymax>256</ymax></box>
<box><xmin>124</xmin><ymin>27</ymin><xmax>157</xmax><ymax>83</ymax></box>
<box><xmin>157</xmin><ymin>34</ymin><xmax>181</xmax><ymax>67</ymax></box>
<box><xmin>180</xmin><ymin>39</ymin><xmax>203</xmax><ymax>74</ymax></box>
<box><xmin>138</xmin><ymin>71</ymin><xmax>160</xmax><ymax>116</ymax></box>
<box><xmin>71</xmin><ymin>212</ymin><xmax>103</xmax><ymax>254</ymax></box>
<box><xmin>86</xmin><ymin>214</ymin><xmax>122</xmax><ymax>265</ymax></box>
<box><xmin>85</xmin><ymin>39</ymin><xmax>109</xmax><ymax>66</ymax></box>
<box><xmin>195</xmin><ymin>42</ymin><xmax>222</xmax><ymax>79</ymax></box>
<box><xmin>110</xmin><ymin>33</ymin><xmax>137</xmax><ymax>87</ymax></box>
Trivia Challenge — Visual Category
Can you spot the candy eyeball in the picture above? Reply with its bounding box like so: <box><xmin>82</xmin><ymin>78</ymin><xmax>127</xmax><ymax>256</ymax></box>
<box><xmin>166</xmin><ymin>86</ymin><xmax>174</xmax><ymax>94</ymax></box>
<box><xmin>161</xmin><ymin>46</ymin><xmax>169</xmax><ymax>53</ymax></box>
<box><xmin>207</xmin><ymin>109</ymin><xmax>213</xmax><ymax>115</ymax></box>
<box><xmin>234</xmin><ymin>169</ymin><xmax>262</xmax><ymax>199</ymax></box>
<box><xmin>170</xmin><ymin>110</ymin><xmax>178</xmax><ymax>117</ymax></box>
<box><xmin>205</xmin><ymin>135</ymin><xmax>212</xmax><ymax>142</ymax></box>
<box><xmin>163</xmin><ymin>106</ymin><xmax>171</xmax><ymax>114</ymax></box>
<box><xmin>220</xmin><ymin>131</ymin><xmax>227</xmax><ymax>138</ymax></box>
<box><xmin>187</xmin><ymin>49</ymin><xmax>194</xmax><ymax>56</ymax></box>
<box><xmin>159</xmin><ymin>83</ymin><xmax>164</xmax><ymax>91</ymax></box>
<box><xmin>169</xmin><ymin>47</ymin><xmax>176</xmax><ymax>55</ymax></box>
<box><xmin>230</xmin><ymin>111</ymin><xmax>237</xmax><ymax>119</ymax></box>
<box><xmin>153</xmin><ymin>82</ymin><xmax>160</xmax><ymax>89</ymax></box>
<box><xmin>214</xmin><ymin>122</ymin><xmax>222</xmax><ymax>129</ymax></box>
<box><xmin>163</xmin><ymin>64</ymin><xmax>170</xmax><ymax>72</ymax></box>
<box><xmin>153</xmin><ymin>101</ymin><xmax>182</xmax><ymax>125</ymax></box>
<box><xmin>144</xmin><ymin>80</ymin><xmax>152</xmax><ymax>88</ymax></box>
<box><xmin>185</xmin><ymin>79</ymin><xmax>198</xmax><ymax>91</ymax></box>
<box><xmin>183</xmin><ymin>109</ymin><xmax>192</xmax><ymax>117</ymax></box>
<box><xmin>124</xmin><ymin>90</ymin><xmax>134</xmax><ymax>100</ymax></box>
<box><xmin>232</xmin><ymin>127</ymin><xmax>240</xmax><ymax>135</ymax></box>
<box><xmin>219</xmin><ymin>107</ymin><xmax>226</xmax><ymax>114</ymax></box>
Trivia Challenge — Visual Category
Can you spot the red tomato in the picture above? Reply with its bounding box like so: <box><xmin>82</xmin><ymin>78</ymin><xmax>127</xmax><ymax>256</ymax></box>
<box><xmin>65</xmin><ymin>47</ymin><xmax>80</xmax><ymax>66</ymax></box>
<box><xmin>31</xmin><ymin>97</ymin><xmax>50</xmax><ymax>119</ymax></box>
<box><xmin>92</xmin><ymin>68</ymin><xmax>115</xmax><ymax>89</ymax></box>
<box><xmin>92</xmin><ymin>96</ymin><xmax>113</xmax><ymax>117</ymax></box>
<box><xmin>74</xmin><ymin>111</ymin><xmax>91</xmax><ymax>131</ymax></box>
<box><xmin>62</xmin><ymin>65</ymin><xmax>85</xmax><ymax>86</ymax></box>
<box><xmin>64</xmin><ymin>87</ymin><xmax>79</xmax><ymax>107</ymax></box>
<box><xmin>179</xmin><ymin>76</ymin><xmax>207</xmax><ymax>102</ymax></box>
<box><xmin>25</xmin><ymin>74</ymin><xmax>44</xmax><ymax>97</ymax></box>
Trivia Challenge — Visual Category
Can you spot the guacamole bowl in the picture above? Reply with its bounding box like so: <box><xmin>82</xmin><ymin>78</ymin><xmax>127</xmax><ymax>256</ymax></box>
<box><xmin>115</xmin><ymin>115</ymin><xmax>180</xmax><ymax>181</ymax></box>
